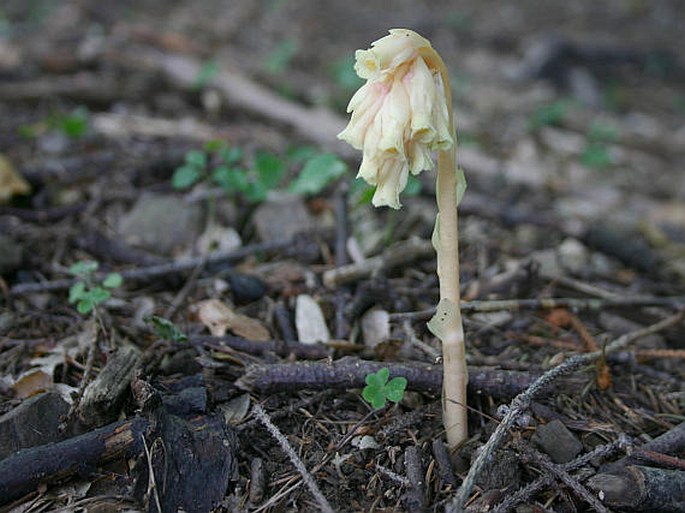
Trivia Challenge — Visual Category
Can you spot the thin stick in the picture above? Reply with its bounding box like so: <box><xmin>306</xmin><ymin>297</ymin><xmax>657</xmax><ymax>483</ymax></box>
<box><xmin>390</xmin><ymin>296</ymin><xmax>685</xmax><ymax>322</ymax></box>
<box><xmin>492</xmin><ymin>435</ymin><xmax>630</xmax><ymax>513</ymax></box>
<box><xmin>252</xmin><ymin>404</ymin><xmax>334</xmax><ymax>513</ymax></box>
<box><xmin>449</xmin><ymin>310</ymin><xmax>684</xmax><ymax>512</ymax></box>
<box><xmin>10</xmin><ymin>238</ymin><xmax>292</xmax><ymax>295</ymax></box>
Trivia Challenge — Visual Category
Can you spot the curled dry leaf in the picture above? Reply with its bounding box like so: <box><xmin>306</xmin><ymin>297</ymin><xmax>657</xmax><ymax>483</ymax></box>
<box><xmin>0</xmin><ymin>154</ymin><xmax>31</xmax><ymax>204</ymax></box>
<box><xmin>11</xmin><ymin>369</ymin><xmax>53</xmax><ymax>399</ymax></box>
<box><xmin>197</xmin><ymin>298</ymin><xmax>270</xmax><ymax>341</ymax></box>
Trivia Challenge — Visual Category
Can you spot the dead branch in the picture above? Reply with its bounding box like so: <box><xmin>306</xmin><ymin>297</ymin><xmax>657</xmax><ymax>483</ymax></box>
<box><xmin>587</xmin><ymin>465</ymin><xmax>685</xmax><ymax>512</ymax></box>
<box><xmin>390</xmin><ymin>295</ymin><xmax>685</xmax><ymax>322</ymax></box>
<box><xmin>515</xmin><ymin>439</ymin><xmax>610</xmax><ymax>513</ymax></box>
<box><xmin>491</xmin><ymin>435</ymin><xmax>630</xmax><ymax>513</ymax></box>
<box><xmin>323</xmin><ymin>237</ymin><xmax>434</xmax><ymax>288</ymax></box>
<box><xmin>0</xmin><ymin>416</ymin><xmax>149</xmax><ymax>505</ymax></box>
<box><xmin>235</xmin><ymin>356</ymin><xmax>575</xmax><ymax>399</ymax></box>
<box><xmin>404</xmin><ymin>446</ymin><xmax>426</xmax><ymax>513</ymax></box>
<box><xmin>191</xmin><ymin>334</ymin><xmax>330</xmax><ymax>360</ymax></box>
<box><xmin>10</xmin><ymin>238</ymin><xmax>293</xmax><ymax>295</ymax></box>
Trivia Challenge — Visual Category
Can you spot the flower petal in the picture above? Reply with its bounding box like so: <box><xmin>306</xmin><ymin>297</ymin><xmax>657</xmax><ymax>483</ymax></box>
<box><xmin>377</xmin><ymin>76</ymin><xmax>410</xmax><ymax>155</ymax></box>
<box><xmin>372</xmin><ymin>157</ymin><xmax>409</xmax><ymax>209</ymax></box>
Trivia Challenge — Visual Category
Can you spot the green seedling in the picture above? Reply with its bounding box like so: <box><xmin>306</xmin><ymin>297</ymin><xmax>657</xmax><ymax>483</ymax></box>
<box><xmin>362</xmin><ymin>368</ymin><xmax>407</xmax><ymax>410</ymax></box>
<box><xmin>68</xmin><ymin>260</ymin><xmax>122</xmax><ymax>315</ymax></box>
<box><xmin>288</xmin><ymin>153</ymin><xmax>347</xmax><ymax>195</ymax></box>
<box><xmin>174</xmin><ymin>141</ymin><xmax>347</xmax><ymax>202</ymax></box>
<box><xmin>194</xmin><ymin>59</ymin><xmax>220</xmax><ymax>90</ymax></box>
<box><xmin>145</xmin><ymin>315</ymin><xmax>188</xmax><ymax>343</ymax></box>
<box><xmin>265</xmin><ymin>39</ymin><xmax>298</xmax><ymax>75</ymax></box>
<box><xmin>581</xmin><ymin>120</ymin><xmax>620</xmax><ymax>169</ymax></box>
<box><xmin>18</xmin><ymin>106</ymin><xmax>90</xmax><ymax>140</ymax></box>
<box><xmin>528</xmin><ymin>99</ymin><xmax>571</xmax><ymax>132</ymax></box>
<box><xmin>331</xmin><ymin>55</ymin><xmax>364</xmax><ymax>93</ymax></box>
<box><xmin>172</xmin><ymin>149</ymin><xmax>208</xmax><ymax>190</ymax></box>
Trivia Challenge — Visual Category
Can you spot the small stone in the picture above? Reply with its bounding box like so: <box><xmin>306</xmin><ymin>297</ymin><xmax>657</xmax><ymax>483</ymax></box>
<box><xmin>360</xmin><ymin>309</ymin><xmax>390</xmax><ymax>348</ymax></box>
<box><xmin>0</xmin><ymin>392</ymin><xmax>70</xmax><ymax>459</ymax></box>
<box><xmin>225</xmin><ymin>271</ymin><xmax>267</xmax><ymax>304</ymax></box>
<box><xmin>0</xmin><ymin>235</ymin><xmax>24</xmax><ymax>276</ymax></box>
<box><xmin>557</xmin><ymin>237</ymin><xmax>589</xmax><ymax>275</ymax></box>
<box><xmin>117</xmin><ymin>193</ymin><xmax>203</xmax><ymax>255</ymax></box>
<box><xmin>252</xmin><ymin>194</ymin><xmax>315</xmax><ymax>242</ymax></box>
<box><xmin>532</xmin><ymin>419</ymin><xmax>582</xmax><ymax>463</ymax></box>
<box><xmin>295</xmin><ymin>294</ymin><xmax>330</xmax><ymax>344</ymax></box>
<box><xmin>529</xmin><ymin>248</ymin><xmax>561</xmax><ymax>277</ymax></box>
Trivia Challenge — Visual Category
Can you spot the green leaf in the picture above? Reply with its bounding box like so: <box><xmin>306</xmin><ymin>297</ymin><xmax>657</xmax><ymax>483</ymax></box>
<box><xmin>146</xmin><ymin>315</ymin><xmax>188</xmax><ymax>343</ymax></box>
<box><xmin>172</xmin><ymin>164</ymin><xmax>201</xmax><ymax>190</ymax></box>
<box><xmin>289</xmin><ymin>153</ymin><xmax>347</xmax><ymax>195</ymax></box>
<box><xmin>385</xmin><ymin>377</ymin><xmax>408</xmax><ymax>403</ymax></box>
<box><xmin>68</xmin><ymin>260</ymin><xmax>99</xmax><ymax>277</ymax></box>
<box><xmin>362</xmin><ymin>386</ymin><xmax>387</xmax><ymax>410</ymax></box>
<box><xmin>253</xmin><ymin>152</ymin><xmax>285</xmax><ymax>190</ymax></box>
<box><xmin>349</xmin><ymin>177</ymin><xmax>375</xmax><ymax>206</ymax></box>
<box><xmin>286</xmin><ymin>145</ymin><xmax>318</xmax><ymax>163</ymax></box>
<box><xmin>403</xmin><ymin>175</ymin><xmax>422</xmax><ymax>196</ymax></box>
<box><xmin>527</xmin><ymin>100</ymin><xmax>571</xmax><ymax>132</ymax></box>
<box><xmin>581</xmin><ymin>143</ymin><xmax>613</xmax><ymax>169</ymax></box>
<box><xmin>244</xmin><ymin>181</ymin><xmax>269</xmax><ymax>203</ymax></box>
<box><xmin>365</xmin><ymin>367</ymin><xmax>389</xmax><ymax>387</ymax></box>
<box><xmin>219</xmin><ymin>146</ymin><xmax>243</xmax><ymax>166</ymax></box>
<box><xmin>193</xmin><ymin>59</ymin><xmax>219</xmax><ymax>89</ymax></box>
<box><xmin>212</xmin><ymin>165</ymin><xmax>249</xmax><ymax>193</ymax></box>
<box><xmin>331</xmin><ymin>55</ymin><xmax>364</xmax><ymax>92</ymax></box>
<box><xmin>77</xmin><ymin>299</ymin><xmax>94</xmax><ymax>315</ymax></box>
<box><xmin>68</xmin><ymin>281</ymin><xmax>86</xmax><ymax>303</ymax></box>
<box><xmin>204</xmin><ymin>139</ymin><xmax>225</xmax><ymax>153</ymax></box>
<box><xmin>587</xmin><ymin>121</ymin><xmax>620</xmax><ymax>143</ymax></box>
<box><xmin>87</xmin><ymin>287</ymin><xmax>111</xmax><ymax>304</ymax></box>
<box><xmin>362</xmin><ymin>368</ymin><xmax>407</xmax><ymax>409</ymax></box>
<box><xmin>265</xmin><ymin>39</ymin><xmax>298</xmax><ymax>74</ymax></box>
<box><xmin>102</xmin><ymin>272</ymin><xmax>122</xmax><ymax>289</ymax></box>
<box><xmin>185</xmin><ymin>150</ymin><xmax>208</xmax><ymax>169</ymax></box>
<box><xmin>59</xmin><ymin>106</ymin><xmax>89</xmax><ymax>138</ymax></box>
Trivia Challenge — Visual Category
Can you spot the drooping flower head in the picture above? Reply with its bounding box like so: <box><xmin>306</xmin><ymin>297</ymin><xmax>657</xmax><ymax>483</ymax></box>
<box><xmin>338</xmin><ymin>29</ymin><xmax>454</xmax><ymax>208</ymax></box>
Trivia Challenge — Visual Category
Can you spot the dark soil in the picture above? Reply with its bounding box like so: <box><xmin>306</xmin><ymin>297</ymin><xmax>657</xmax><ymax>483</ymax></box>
<box><xmin>1</xmin><ymin>1</ymin><xmax>685</xmax><ymax>512</ymax></box>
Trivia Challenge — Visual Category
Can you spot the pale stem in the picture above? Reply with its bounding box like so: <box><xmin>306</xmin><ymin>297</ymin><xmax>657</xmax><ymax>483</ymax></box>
<box><xmin>437</xmin><ymin>148</ymin><xmax>468</xmax><ymax>449</ymax></box>
<box><xmin>425</xmin><ymin>46</ymin><xmax>468</xmax><ymax>449</ymax></box>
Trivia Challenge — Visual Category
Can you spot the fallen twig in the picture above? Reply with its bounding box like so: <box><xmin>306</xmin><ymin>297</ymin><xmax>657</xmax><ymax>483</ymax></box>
<box><xmin>236</xmin><ymin>356</ymin><xmax>580</xmax><ymax>399</ymax></box>
<box><xmin>322</xmin><ymin>237</ymin><xmax>434</xmax><ymax>288</ymax></box>
<box><xmin>191</xmin><ymin>333</ymin><xmax>330</xmax><ymax>360</ymax></box>
<box><xmin>404</xmin><ymin>446</ymin><xmax>426</xmax><ymax>513</ymax></box>
<box><xmin>514</xmin><ymin>439</ymin><xmax>610</xmax><ymax>513</ymax></box>
<box><xmin>449</xmin><ymin>310</ymin><xmax>684</xmax><ymax>512</ymax></box>
<box><xmin>0</xmin><ymin>416</ymin><xmax>149</xmax><ymax>504</ymax></box>
<box><xmin>587</xmin><ymin>465</ymin><xmax>685</xmax><ymax>512</ymax></box>
<box><xmin>390</xmin><ymin>295</ymin><xmax>685</xmax><ymax>322</ymax></box>
<box><xmin>491</xmin><ymin>435</ymin><xmax>630</xmax><ymax>513</ymax></box>
<box><xmin>10</xmin><ymin>238</ymin><xmax>292</xmax><ymax>295</ymax></box>
<box><xmin>252</xmin><ymin>404</ymin><xmax>334</xmax><ymax>513</ymax></box>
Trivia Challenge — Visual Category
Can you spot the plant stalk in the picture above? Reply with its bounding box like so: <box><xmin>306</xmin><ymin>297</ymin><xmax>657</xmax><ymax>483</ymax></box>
<box><xmin>425</xmin><ymin>46</ymin><xmax>468</xmax><ymax>449</ymax></box>
<box><xmin>436</xmin><ymin>148</ymin><xmax>467</xmax><ymax>449</ymax></box>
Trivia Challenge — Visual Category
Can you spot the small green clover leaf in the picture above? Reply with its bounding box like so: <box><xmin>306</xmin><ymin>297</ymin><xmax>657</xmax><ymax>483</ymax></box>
<box><xmin>102</xmin><ymin>272</ymin><xmax>123</xmax><ymax>289</ymax></box>
<box><xmin>362</xmin><ymin>368</ymin><xmax>408</xmax><ymax>410</ymax></box>
<box><xmin>68</xmin><ymin>260</ymin><xmax>99</xmax><ymax>277</ymax></box>
<box><xmin>67</xmin><ymin>261</ymin><xmax>122</xmax><ymax>315</ymax></box>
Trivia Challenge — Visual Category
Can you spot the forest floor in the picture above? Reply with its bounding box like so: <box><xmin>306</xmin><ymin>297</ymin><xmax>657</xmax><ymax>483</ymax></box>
<box><xmin>1</xmin><ymin>1</ymin><xmax>685</xmax><ymax>512</ymax></box>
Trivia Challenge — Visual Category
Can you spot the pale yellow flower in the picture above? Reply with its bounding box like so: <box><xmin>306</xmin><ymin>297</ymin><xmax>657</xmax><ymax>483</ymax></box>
<box><xmin>338</xmin><ymin>28</ymin><xmax>454</xmax><ymax>208</ymax></box>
